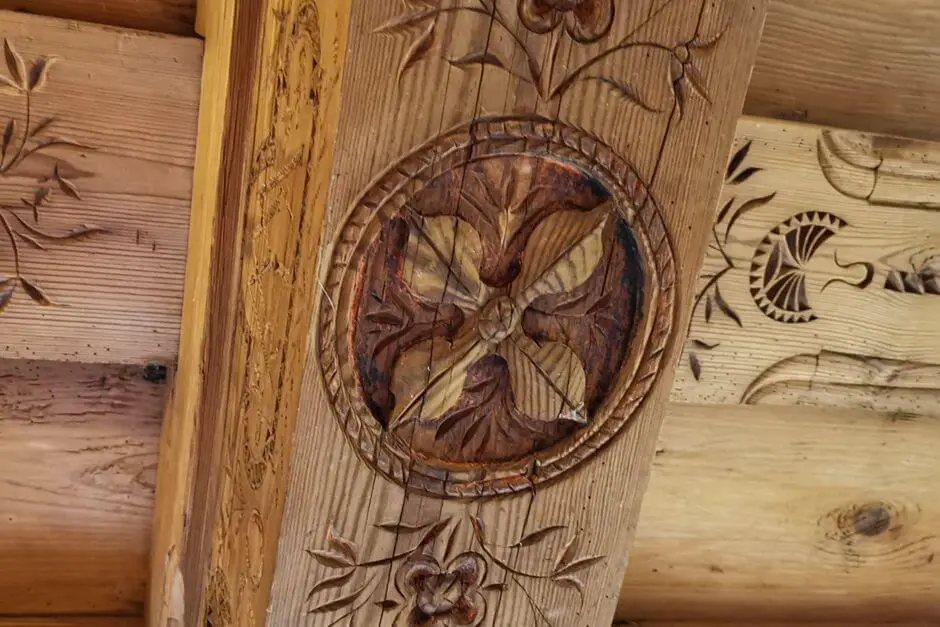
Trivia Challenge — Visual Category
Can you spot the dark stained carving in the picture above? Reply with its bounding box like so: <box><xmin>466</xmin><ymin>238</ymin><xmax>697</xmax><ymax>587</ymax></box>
<box><xmin>749</xmin><ymin>211</ymin><xmax>848</xmax><ymax>324</ymax></box>
<box><xmin>0</xmin><ymin>39</ymin><xmax>103</xmax><ymax>314</ymax></box>
<box><xmin>317</xmin><ymin>117</ymin><xmax>675</xmax><ymax>497</ymax></box>
<box><xmin>884</xmin><ymin>254</ymin><xmax>940</xmax><ymax>296</ymax></box>
<box><xmin>375</xmin><ymin>0</ymin><xmax>727</xmax><ymax>117</ymax></box>
<box><xmin>306</xmin><ymin>513</ymin><xmax>605</xmax><ymax>624</ymax></box>
<box><xmin>686</xmin><ymin>140</ymin><xmax>774</xmax><ymax>379</ymax></box>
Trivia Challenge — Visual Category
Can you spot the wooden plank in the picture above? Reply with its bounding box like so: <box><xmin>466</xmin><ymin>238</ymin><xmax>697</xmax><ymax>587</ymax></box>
<box><xmin>619</xmin><ymin>403</ymin><xmax>940</xmax><ymax>623</ymax></box>
<box><xmin>265</xmin><ymin>1</ymin><xmax>767</xmax><ymax>625</ymax></box>
<box><xmin>0</xmin><ymin>12</ymin><xmax>201</xmax><ymax>364</ymax></box>
<box><xmin>0</xmin><ymin>0</ymin><xmax>196</xmax><ymax>36</ymax></box>
<box><xmin>0</xmin><ymin>619</ymin><xmax>144</xmax><ymax>627</ymax></box>
<box><xmin>147</xmin><ymin>0</ymin><xmax>352</xmax><ymax>624</ymax></box>
<box><xmin>746</xmin><ymin>0</ymin><xmax>940</xmax><ymax>142</ymax></box>
<box><xmin>0</xmin><ymin>359</ymin><xmax>163</xmax><ymax>615</ymax></box>
<box><xmin>620</xmin><ymin>623</ymin><xmax>932</xmax><ymax>627</ymax></box>
<box><xmin>673</xmin><ymin>116</ymin><xmax>940</xmax><ymax>411</ymax></box>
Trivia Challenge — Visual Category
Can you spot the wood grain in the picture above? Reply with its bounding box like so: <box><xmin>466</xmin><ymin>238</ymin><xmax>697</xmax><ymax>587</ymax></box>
<box><xmin>0</xmin><ymin>0</ymin><xmax>196</xmax><ymax>36</ymax></box>
<box><xmin>619</xmin><ymin>403</ymin><xmax>940</xmax><ymax>623</ymax></box>
<box><xmin>0</xmin><ymin>359</ymin><xmax>163</xmax><ymax>616</ymax></box>
<box><xmin>267</xmin><ymin>1</ymin><xmax>767</xmax><ymax>625</ymax></box>
<box><xmin>746</xmin><ymin>0</ymin><xmax>940</xmax><ymax>142</ymax></box>
<box><xmin>0</xmin><ymin>620</ymin><xmax>144</xmax><ymax>627</ymax></box>
<box><xmin>672</xmin><ymin>116</ymin><xmax>940</xmax><ymax>411</ymax></box>
<box><xmin>0</xmin><ymin>12</ymin><xmax>201</xmax><ymax>365</ymax></box>
<box><xmin>148</xmin><ymin>0</ymin><xmax>352</xmax><ymax>624</ymax></box>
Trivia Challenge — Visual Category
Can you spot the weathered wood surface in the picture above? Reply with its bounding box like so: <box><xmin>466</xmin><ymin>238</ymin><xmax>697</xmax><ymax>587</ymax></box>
<box><xmin>672</xmin><ymin>116</ymin><xmax>940</xmax><ymax>411</ymax></box>
<box><xmin>264</xmin><ymin>1</ymin><xmax>766</xmax><ymax>625</ymax></box>
<box><xmin>0</xmin><ymin>619</ymin><xmax>144</xmax><ymax>627</ymax></box>
<box><xmin>0</xmin><ymin>12</ymin><xmax>201</xmax><ymax>364</ymax></box>
<box><xmin>148</xmin><ymin>0</ymin><xmax>352</xmax><ymax>624</ymax></box>
<box><xmin>0</xmin><ymin>359</ymin><xmax>163</xmax><ymax>616</ymax></box>
<box><xmin>619</xmin><ymin>403</ymin><xmax>940</xmax><ymax>623</ymax></box>
<box><xmin>746</xmin><ymin>0</ymin><xmax>940</xmax><ymax>142</ymax></box>
<box><xmin>0</xmin><ymin>0</ymin><xmax>196</xmax><ymax>36</ymax></box>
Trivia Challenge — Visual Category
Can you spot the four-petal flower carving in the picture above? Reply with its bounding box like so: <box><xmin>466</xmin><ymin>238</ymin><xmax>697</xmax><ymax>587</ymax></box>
<box><xmin>517</xmin><ymin>0</ymin><xmax>615</xmax><ymax>44</ymax></box>
<box><xmin>395</xmin><ymin>553</ymin><xmax>487</xmax><ymax>626</ymax></box>
<box><xmin>388</xmin><ymin>200</ymin><xmax>610</xmax><ymax>459</ymax></box>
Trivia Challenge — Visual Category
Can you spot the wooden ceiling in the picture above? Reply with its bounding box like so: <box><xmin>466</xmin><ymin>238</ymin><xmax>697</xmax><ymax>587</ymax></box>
<box><xmin>0</xmin><ymin>0</ymin><xmax>938</xmax><ymax>625</ymax></box>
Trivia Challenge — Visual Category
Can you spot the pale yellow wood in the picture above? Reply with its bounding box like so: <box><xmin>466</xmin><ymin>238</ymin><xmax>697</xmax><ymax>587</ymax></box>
<box><xmin>747</xmin><ymin>0</ymin><xmax>940</xmax><ymax>142</ymax></box>
<box><xmin>268</xmin><ymin>1</ymin><xmax>767</xmax><ymax>625</ymax></box>
<box><xmin>0</xmin><ymin>620</ymin><xmax>145</xmax><ymax>627</ymax></box>
<box><xmin>673</xmin><ymin>116</ymin><xmax>940</xmax><ymax>412</ymax></box>
<box><xmin>149</xmin><ymin>0</ymin><xmax>353</xmax><ymax>624</ymax></box>
<box><xmin>0</xmin><ymin>12</ymin><xmax>201</xmax><ymax>364</ymax></box>
<box><xmin>620</xmin><ymin>403</ymin><xmax>940</xmax><ymax>623</ymax></box>
<box><xmin>0</xmin><ymin>359</ymin><xmax>161</xmax><ymax>615</ymax></box>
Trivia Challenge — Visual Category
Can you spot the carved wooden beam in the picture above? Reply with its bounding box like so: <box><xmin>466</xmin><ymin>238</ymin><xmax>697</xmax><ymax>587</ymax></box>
<box><xmin>152</xmin><ymin>0</ymin><xmax>766</xmax><ymax>624</ymax></box>
<box><xmin>148</xmin><ymin>0</ymin><xmax>351</xmax><ymax>624</ymax></box>
<box><xmin>258</xmin><ymin>0</ymin><xmax>766</xmax><ymax>625</ymax></box>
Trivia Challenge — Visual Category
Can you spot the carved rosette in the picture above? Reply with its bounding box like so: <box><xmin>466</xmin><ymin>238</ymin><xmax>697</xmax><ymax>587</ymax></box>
<box><xmin>316</xmin><ymin>117</ymin><xmax>675</xmax><ymax>497</ymax></box>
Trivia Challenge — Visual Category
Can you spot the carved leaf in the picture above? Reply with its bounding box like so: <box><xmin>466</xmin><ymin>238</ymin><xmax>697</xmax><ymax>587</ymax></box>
<box><xmin>398</xmin><ymin>22</ymin><xmax>435</xmax><ymax>83</ymax></box>
<box><xmin>306</xmin><ymin>549</ymin><xmax>356</xmax><ymax>569</ymax></box>
<box><xmin>586</xmin><ymin>76</ymin><xmax>660</xmax><ymax>113</ymax></box>
<box><xmin>723</xmin><ymin>193</ymin><xmax>776</xmax><ymax>243</ymax></box>
<box><xmin>16</xmin><ymin>231</ymin><xmax>46</xmax><ymax>251</ymax></box>
<box><xmin>470</xmin><ymin>515</ymin><xmax>486</xmax><ymax>543</ymax></box>
<box><xmin>553</xmin><ymin>555</ymin><xmax>604</xmax><ymax>577</ymax></box>
<box><xmin>704</xmin><ymin>294</ymin><xmax>713</xmax><ymax>322</ymax></box>
<box><xmin>441</xmin><ymin>518</ymin><xmax>460</xmax><ymax>562</ymax></box>
<box><xmin>19</xmin><ymin>277</ymin><xmax>53</xmax><ymax>306</ymax></box>
<box><xmin>27</xmin><ymin>56</ymin><xmax>58</xmax><ymax>92</ymax></box>
<box><xmin>483</xmin><ymin>582</ymin><xmax>507</xmax><ymax>592</ymax></box>
<box><xmin>417</xmin><ymin>516</ymin><xmax>452</xmax><ymax>548</ymax></box>
<box><xmin>689</xmin><ymin>351</ymin><xmax>702</xmax><ymax>380</ymax></box>
<box><xmin>727</xmin><ymin>141</ymin><xmax>752</xmax><ymax>180</ymax></box>
<box><xmin>307</xmin><ymin>569</ymin><xmax>355</xmax><ymax>598</ymax></box>
<box><xmin>374</xmin><ymin>599</ymin><xmax>399</xmax><ymax>610</ymax></box>
<box><xmin>375</xmin><ymin>520</ymin><xmax>433</xmax><ymax>533</ymax></box>
<box><xmin>30</xmin><ymin>117</ymin><xmax>55</xmax><ymax>138</ymax></box>
<box><xmin>373</xmin><ymin>8</ymin><xmax>438</xmax><ymax>33</ymax></box>
<box><xmin>683</xmin><ymin>63</ymin><xmax>712</xmax><ymax>104</ymax></box>
<box><xmin>0</xmin><ymin>281</ymin><xmax>14</xmax><ymax>313</ymax></box>
<box><xmin>401</xmin><ymin>214</ymin><xmax>485</xmax><ymax>310</ymax></box>
<box><xmin>552</xmin><ymin>535</ymin><xmax>579</xmax><ymax>574</ymax></box>
<box><xmin>0</xmin><ymin>74</ymin><xmax>18</xmax><ymax>92</ymax></box>
<box><xmin>730</xmin><ymin>166</ymin><xmax>762</xmax><ymax>185</ymax></box>
<box><xmin>10</xmin><ymin>213</ymin><xmax>107</xmax><ymax>242</ymax></box>
<box><xmin>511</xmin><ymin>525</ymin><xmax>566</xmax><ymax>548</ymax></box>
<box><xmin>713</xmin><ymin>284</ymin><xmax>742</xmax><ymax>327</ymax></box>
<box><xmin>514</xmin><ymin>205</ymin><xmax>609</xmax><ymax>308</ymax></box>
<box><xmin>691</xmin><ymin>339</ymin><xmax>719</xmax><ymax>350</ymax></box>
<box><xmin>328</xmin><ymin>525</ymin><xmax>359</xmax><ymax>564</ymax></box>
<box><xmin>308</xmin><ymin>577</ymin><xmax>373</xmax><ymax>614</ymax></box>
<box><xmin>553</xmin><ymin>575</ymin><xmax>586</xmax><ymax>606</ymax></box>
<box><xmin>450</xmin><ymin>51</ymin><xmax>507</xmax><ymax>72</ymax></box>
<box><xmin>2</xmin><ymin>119</ymin><xmax>14</xmax><ymax>156</ymax></box>
<box><xmin>3</xmin><ymin>39</ymin><xmax>25</xmax><ymax>89</ymax></box>
<box><xmin>55</xmin><ymin>164</ymin><xmax>82</xmax><ymax>200</ymax></box>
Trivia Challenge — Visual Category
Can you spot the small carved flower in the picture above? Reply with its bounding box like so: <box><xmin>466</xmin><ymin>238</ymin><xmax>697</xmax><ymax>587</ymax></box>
<box><xmin>517</xmin><ymin>0</ymin><xmax>615</xmax><ymax>44</ymax></box>
<box><xmin>395</xmin><ymin>553</ymin><xmax>486</xmax><ymax>626</ymax></box>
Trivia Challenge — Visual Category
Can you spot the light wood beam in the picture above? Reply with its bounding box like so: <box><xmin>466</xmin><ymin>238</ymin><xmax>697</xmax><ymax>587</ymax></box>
<box><xmin>264</xmin><ymin>1</ymin><xmax>767</xmax><ymax>625</ymax></box>
<box><xmin>148</xmin><ymin>0</ymin><xmax>351</xmax><ymax>624</ymax></box>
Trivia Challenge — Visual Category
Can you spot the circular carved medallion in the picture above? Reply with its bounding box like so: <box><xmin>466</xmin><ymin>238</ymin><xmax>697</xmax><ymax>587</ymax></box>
<box><xmin>316</xmin><ymin>117</ymin><xmax>676</xmax><ymax>498</ymax></box>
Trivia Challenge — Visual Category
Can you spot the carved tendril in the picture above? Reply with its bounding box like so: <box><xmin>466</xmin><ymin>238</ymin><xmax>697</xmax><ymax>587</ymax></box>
<box><xmin>0</xmin><ymin>38</ymin><xmax>104</xmax><ymax>314</ymax></box>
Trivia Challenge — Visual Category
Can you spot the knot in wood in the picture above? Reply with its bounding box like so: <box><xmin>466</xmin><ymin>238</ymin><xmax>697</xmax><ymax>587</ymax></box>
<box><xmin>477</xmin><ymin>296</ymin><xmax>519</xmax><ymax>343</ymax></box>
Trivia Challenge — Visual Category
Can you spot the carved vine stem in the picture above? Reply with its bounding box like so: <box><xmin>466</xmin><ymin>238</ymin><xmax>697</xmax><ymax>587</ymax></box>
<box><xmin>376</xmin><ymin>0</ymin><xmax>726</xmax><ymax>118</ymax></box>
<box><xmin>306</xmin><ymin>515</ymin><xmax>603</xmax><ymax>625</ymax></box>
<box><xmin>0</xmin><ymin>39</ymin><xmax>104</xmax><ymax>313</ymax></box>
